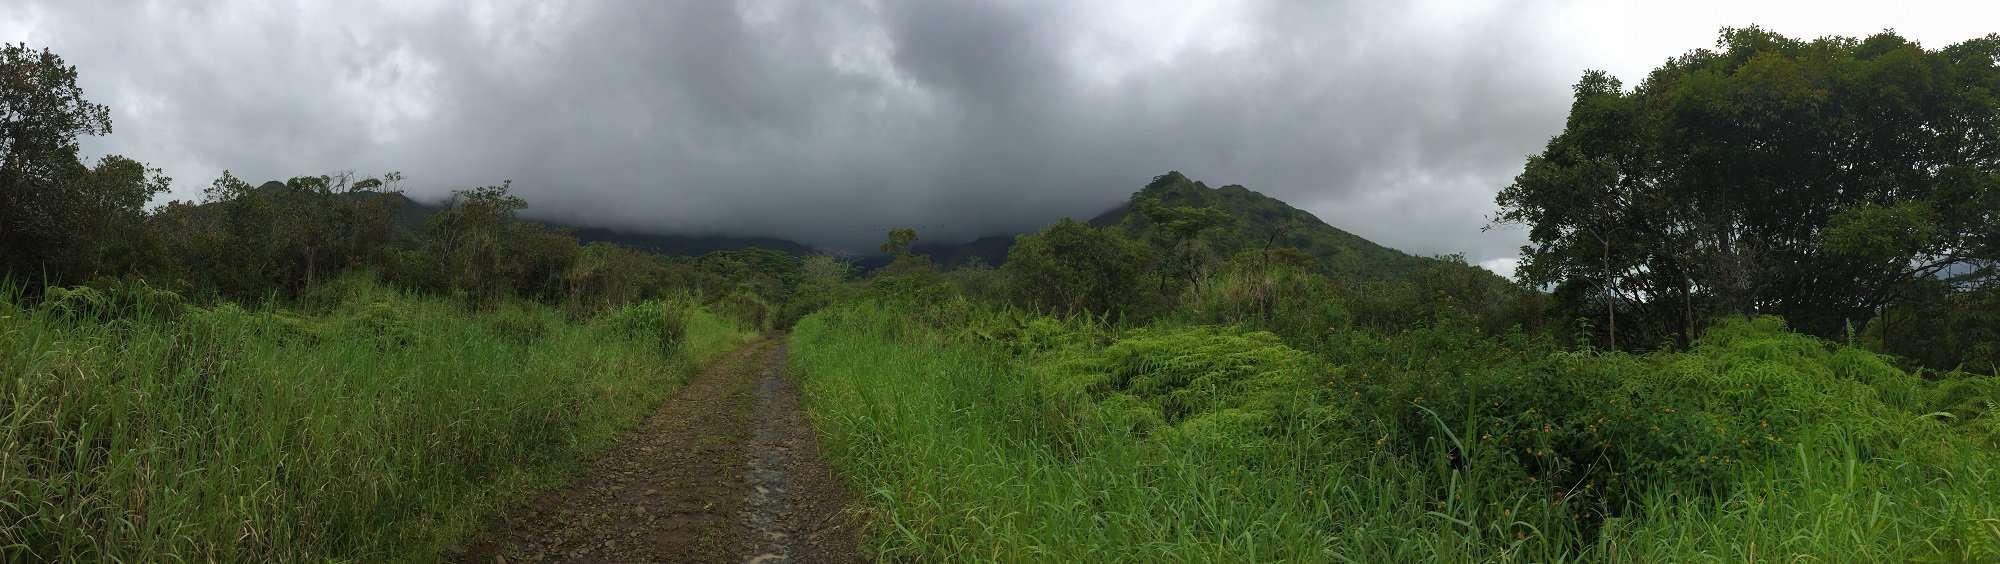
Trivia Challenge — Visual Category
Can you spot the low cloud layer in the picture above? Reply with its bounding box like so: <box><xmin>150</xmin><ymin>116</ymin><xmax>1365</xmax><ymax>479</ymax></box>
<box><xmin>7</xmin><ymin>0</ymin><xmax>1993</xmax><ymax>268</ymax></box>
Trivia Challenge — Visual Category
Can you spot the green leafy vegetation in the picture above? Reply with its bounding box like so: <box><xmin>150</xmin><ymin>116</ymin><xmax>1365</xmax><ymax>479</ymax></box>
<box><xmin>0</xmin><ymin>44</ymin><xmax>780</xmax><ymax>561</ymax></box>
<box><xmin>1493</xmin><ymin>27</ymin><xmax>2000</xmax><ymax>355</ymax></box>
<box><xmin>773</xmin><ymin>27</ymin><xmax>2000</xmax><ymax>560</ymax></box>
<box><xmin>790</xmin><ymin>300</ymin><xmax>2000</xmax><ymax>561</ymax></box>
<box><xmin>0</xmin><ymin>276</ymin><xmax>754</xmax><ymax>561</ymax></box>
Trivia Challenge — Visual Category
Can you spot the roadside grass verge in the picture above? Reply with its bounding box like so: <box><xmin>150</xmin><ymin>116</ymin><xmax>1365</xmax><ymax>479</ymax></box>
<box><xmin>0</xmin><ymin>278</ymin><xmax>753</xmax><ymax>562</ymax></box>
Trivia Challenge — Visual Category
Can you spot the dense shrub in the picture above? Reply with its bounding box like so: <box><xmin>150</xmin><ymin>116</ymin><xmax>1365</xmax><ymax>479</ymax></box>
<box><xmin>1181</xmin><ymin>262</ymin><xmax>1348</xmax><ymax>344</ymax></box>
<box><xmin>659</xmin><ymin>299</ymin><xmax>689</xmax><ymax>351</ymax></box>
<box><xmin>793</xmin><ymin>301</ymin><xmax>2000</xmax><ymax>561</ymax></box>
<box><xmin>39</xmin><ymin>278</ymin><xmax>188</xmax><ymax>322</ymax></box>
<box><xmin>594</xmin><ymin>298</ymin><xmax>695</xmax><ymax>357</ymax></box>
<box><xmin>1002</xmin><ymin>218</ymin><xmax>1158</xmax><ymax>319</ymax></box>
<box><xmin>38</xmin><ymin>285</ymin><xmax>109</xmax><ymax>317</ymax></box>
<box><xmin>1345</xmin><ymin>316</ymin><xmax>1944</xmax><ymax>516</ymax></box>
<box><xmin>485</xmin><ymin>304</ymin><xmax>553</xmax><ymax>344</ymax></box>
<box><xmin>338</xmin><ymin>300</ymin><xmax>422</xmax><ymax>350</ymax></box>
<box><xmin>1045</xmin><ymin>326</ymin><xmax>1345</xmax><ymax>457</ymax></box>
<box><xmin>952</xmin><ymin>304</ymin><xmax>1113</xmax><ymax>357</ymax></box>
<box><xmin>298</xmin><ymin>271</ymin><xmax>402</xmax><ymax>312</ymax></box>
<box><xmin>720</xmin><ymin>290</ymin><xmax>771</xmax><ymax>331</ymax></box>
<box><xmin>190</xmin><ymin>302</ymin><xmax>323</xmax><ymax>346</ymax></box>
<box><xmin>775</xmin><ymin>255</ymin><xmax>855</xmax><ymax>328</ymax></box>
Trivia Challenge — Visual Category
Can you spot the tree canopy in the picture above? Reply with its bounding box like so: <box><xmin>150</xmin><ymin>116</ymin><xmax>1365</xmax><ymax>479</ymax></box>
<box><xmin>0</xmin><ymin>43</ymin><xmax>167</xmax><ymax>281</ymax></box>
<box><xmin>1002</xmin><ymin>218</ymin><xmax>1156</xmax><ymax>318</ymax></box>
<box><xmin>1496</xmin><ymin>27</ymin><xmax>2000</xmax><ymax>348</ymax></box>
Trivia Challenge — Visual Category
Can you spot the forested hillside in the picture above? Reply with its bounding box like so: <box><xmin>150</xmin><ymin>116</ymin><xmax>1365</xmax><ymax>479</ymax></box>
<box><xmin>1091</xmin><ymin>170</ymin><xmax>1440</xmax><ymax>281</ymax></box>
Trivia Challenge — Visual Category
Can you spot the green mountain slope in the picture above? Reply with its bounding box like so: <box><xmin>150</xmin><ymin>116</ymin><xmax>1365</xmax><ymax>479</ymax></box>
<box><xmin>338</xmin><ymin>188</ymin><xmax>817</xmax><ymax>256</ymax></box>
<box><xmin>286</xmin><ymin>173</ymin><xmax>1490</xmax><ymax>283</ymax></box>
<box><xmin>1089</xmin><ymin>171</ymin><xmax>1433</xmax><ymax>281</ymax></box>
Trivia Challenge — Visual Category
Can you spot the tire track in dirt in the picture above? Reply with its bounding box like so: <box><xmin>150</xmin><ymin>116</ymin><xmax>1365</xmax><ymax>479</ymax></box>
<box><xmin>740</xmin><ymin>344</ymin><xmax>862</xmax><ymax>564</ymax></box>
<box><xmin>456</xmin><ymin>339</ymin><xmax>860</xmax><ymax>563</ymax></box>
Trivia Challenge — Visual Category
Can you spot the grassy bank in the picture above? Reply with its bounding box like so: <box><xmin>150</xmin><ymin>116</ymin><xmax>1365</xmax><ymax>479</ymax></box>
<box><xmin>0</xmin><ymin>277</ymin><xmax>752</xmax><ymax>562</ymax></box>
<box><xmin>789</xmin><ymin>301</ymin><xmax>2000</xmax><ymax>562</ymax></box>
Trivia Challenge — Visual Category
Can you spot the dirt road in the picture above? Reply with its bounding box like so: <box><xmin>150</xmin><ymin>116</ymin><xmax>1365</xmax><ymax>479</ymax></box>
<box><xmin>458</xmin><ymin>340</ymin><xmax>861</xmax><ymax>563</ymax></box>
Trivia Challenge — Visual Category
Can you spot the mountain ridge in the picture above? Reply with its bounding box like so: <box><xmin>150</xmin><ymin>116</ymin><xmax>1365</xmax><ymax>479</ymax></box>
<box><xmin>1089</xmin><ymin>171</ymin><xmax>1435</xmax><ymax>281</ymax></box>
<box><xmin>314</xmin><ymin>172</ymin><xmax>1481</xmax><ymax>285</ymax></box>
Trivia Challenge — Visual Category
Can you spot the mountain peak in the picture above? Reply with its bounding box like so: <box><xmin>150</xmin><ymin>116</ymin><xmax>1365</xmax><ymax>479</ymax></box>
<box><xmin>1092</xmin><ymin>171</ymin><xmax>1429</xmax><ymax>280</ymax></box>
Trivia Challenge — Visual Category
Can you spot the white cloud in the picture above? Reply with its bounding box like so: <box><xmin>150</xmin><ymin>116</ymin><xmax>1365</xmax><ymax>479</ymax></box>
<box><xmin>1479</xmin><ymin>257</ymin><xmax>1522</xmax><ymax>282</ymax></box>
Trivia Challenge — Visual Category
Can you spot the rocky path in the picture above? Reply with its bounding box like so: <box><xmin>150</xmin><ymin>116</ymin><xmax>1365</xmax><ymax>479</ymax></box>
<box><xmin>458</xmin><ymin>340</ymin><xmax>861</xmax><ymax>563</ymax></box>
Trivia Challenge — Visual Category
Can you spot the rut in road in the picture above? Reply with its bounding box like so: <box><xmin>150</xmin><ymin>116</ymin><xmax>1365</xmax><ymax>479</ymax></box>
<box><xmin>458</xmin><ymin>340</ymin><xmax>861</xmax><ymax>563</ymax></box>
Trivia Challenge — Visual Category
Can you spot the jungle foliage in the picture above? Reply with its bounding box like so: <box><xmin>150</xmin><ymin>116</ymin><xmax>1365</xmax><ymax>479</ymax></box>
<box><xmin>1494</xmin><ymin>27</ymin><xmax>2000</xmax><ymax>361</ymax></box>
<box><xmin>777</xmin><ymin>26</ymin><xmax>2000</xmax><ymax>562</ymax></box>
<box><xmin>791</xmin><ymin>297</ymin><xmax>2000</xmax><ymax>561</ymax></box>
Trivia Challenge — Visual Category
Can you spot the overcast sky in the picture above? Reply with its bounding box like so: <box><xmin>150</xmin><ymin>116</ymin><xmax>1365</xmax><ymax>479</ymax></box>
<box><xmin>5</xmin><ymin>1</ymin><xmax>1995</xmax><ymax>273</ymax></box>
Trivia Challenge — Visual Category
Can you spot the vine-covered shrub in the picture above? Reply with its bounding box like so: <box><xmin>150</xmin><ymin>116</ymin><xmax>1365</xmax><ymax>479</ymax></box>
<box><xmin>1034</xmin><ymin>325</ymin><xmax>1351</xmax><ymax>462</ymax></box>
<box><xmin>789</xmin><ymin>299</ymin><xmax>2000</xmax><ymax>561</ymax></box>
<box><xmin>1563</xmin><ymin>320</ymin><xmax>1917</xmax><ymax>496</ymax></box>
<box><xmin>1931</xmin><ymin>375</ymin><xmax>2000</xmax><ymax>447</ymax></box>
<box><xmin>338</xmin><ymin>301</ymin><xmax>422</xmax><ymax>350</ymax></box>
<box><xmin>39</xmin><ymin>285</ymin><xmax>110</xmax><ymax>317</ymax></box>
<box><xmin>1345</xmin><ymin>316</ymin><xmax>1943</xmax><ymax>512</ymax></box>
<box><xmin>39</xmin><ymin>278</ymin><xmax>188</xmax><ymax>322</ymax></box>
<box><xmin>190</xmin><ymin>302</ymin><xmax>322</xmax><ymax>346</ymax></box>
<box><xmin>956</xmin><ymin>307</ymin><xmax>1111</xmax><ymax>357</ymax></box>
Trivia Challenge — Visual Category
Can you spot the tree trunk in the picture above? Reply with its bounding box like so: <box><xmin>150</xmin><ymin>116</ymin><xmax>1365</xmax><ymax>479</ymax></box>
<box><xmin>1604</xmin><ymin>238</ymin><xmax>1616</xmax><ymax>350</ymax></box>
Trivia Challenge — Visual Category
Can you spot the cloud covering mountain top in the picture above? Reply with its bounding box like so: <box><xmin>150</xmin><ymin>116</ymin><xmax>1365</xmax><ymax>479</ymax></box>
<box><xmin>7</xmin><ymin>0</ymin><xmax>1994</xmax><ymax>270</ymax></box>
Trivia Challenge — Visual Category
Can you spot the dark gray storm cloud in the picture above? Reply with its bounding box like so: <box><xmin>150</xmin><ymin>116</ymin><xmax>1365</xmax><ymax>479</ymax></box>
<box><xmin>7</xmin><ymin>0</ymin><xmax>1994</xmax><ymax>273</ymax></box>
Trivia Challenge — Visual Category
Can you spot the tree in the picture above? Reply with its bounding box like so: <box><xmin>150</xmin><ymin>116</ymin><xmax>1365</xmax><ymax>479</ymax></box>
<box><xmin>778</xmin><ymin>255</ymin><xmax>855</xmax><ymax>326</ymax></box>
<box><xmin>880</xmin><ymin>227</ymin><xmax>918</xmax><ymax>256</ymax></box>
<box><xmin>1862</xmin><ymin>279</ymin><xmax>2000</xmax><ymax>373</ymax></box>
<box><xmin>425</xmin><ymin>181</ymin><xmax>532</xmax><ymax>303</ymax></box>
<box><xmin>566</xmin><ymin>242</ymin><xmax>673</xmax><ymax>310</ymax></box>
<box><xmin>261</xmin><ymin>171</ymin><xmax>404</xmax><ymax>292</ymax></box>
<box><xmin>0</xmin><ymin>43</ymin><xmax>166</xmax><ymax>283</ymax></box>
<box><xmin>0</xmin><ymin>43</ymin><xmax>108</xmax><ymax>185</ymax></box>
<box><xmin>414</xmin><ymin>181</ymin><xmax>593</xmax><ymax>305</ymax></box>
<box><xmin>1135</xmin><ymin>196</ymin><xmax>1234</xmax><ymax>294</ymax></box>
<box><xmin>875</xmin><ymin>227</ymin><xmax>934</xmax><ymax>276</ymax></box>
<box><xmin>1001</xmin><ymin>218</ymin><xmax>1155</xmax><ymax>317</ymax></box>
<box><xmin>1496</xmin><ymin>28</ymin><xmax>2000</xmax><ymax>347</ymax></box>
<box><xmin>60</xmin><ymin>155</ymin><xmax>171</xmax><ymax>278</ymax></box>
<box><xmin>166</xmin><ymin>170</ymin><xmax>403</xmax><ymax>298</ymax></box>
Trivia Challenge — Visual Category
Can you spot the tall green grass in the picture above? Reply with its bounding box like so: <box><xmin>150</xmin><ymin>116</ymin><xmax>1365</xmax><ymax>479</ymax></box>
<box><xmin>788</xmin><ymin>302</ymin><xmax>2000</xmax><ymax>562</ymax></box>
<box><xmin>0</xmin><ymin>277</ymin><xmax>753</xmax><ymax>562</ymax></box>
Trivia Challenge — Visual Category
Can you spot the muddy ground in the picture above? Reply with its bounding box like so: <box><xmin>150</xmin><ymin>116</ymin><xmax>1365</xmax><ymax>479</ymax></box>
<box><xmin>457</xmin><ymin>340</ymin><xmax>862</xmax><ymax>563</ymax></box>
